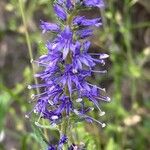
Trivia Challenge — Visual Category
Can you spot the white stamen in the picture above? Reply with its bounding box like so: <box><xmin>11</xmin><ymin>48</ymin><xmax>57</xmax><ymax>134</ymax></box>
<box><xmin>48</xmin><ymin>100</ymin><xmax>54</xmax><ymax>105</ymax></box>
<box><xmin>102</xmin><ymin>123</ymin><xmax>106</xmax><ymax>128</ymax></box>
<box><xmin>30</xmin><ymin>59</ymin><xmax>34</xmax><ymax>63</ymax></box>
<box><xmin>82</xmin><ymin>114</ymin><xmax>106</xmax><ymax>128</ymax></box>
<box><xmin>91</xmin><ymin>99</ymin><xmax>103</xmax><ymax>114</ymax></box>
<box><xmin>91</xmin><ymin>70</ymin><xmax>107</xmax><ymax>74</ymax></box>
<box><xmin>99</xmin><ymin>111</ymin><xmax>105</xmax><ymax>116</ymax></box>
<box><xmin>72</xmin><ymin>69</ymin><xmax>78</xmax><ymax>73</ymax></box>
<box><xmin>31</xmin><ymin>92</ymin><xmax>47</xmax><ymax>99</ymax></box>
<box><xmin>39</xmin><ymin>55</ymin><xmax>47</xmax><ymax>59</ymax></box>
<box><xmin>52</xmin><ymin>43</ymin><xmax>57</xmax><ymax>49</ymax></box>
<box><xmin>27</xmin><ymin>85</ymin><xmax>32</xmax><ymax>89</ymax></box>
<box><xmin>96</xmin><ymin>96</ymin><xmax>111</xmax><ymax>102</ymax></box>
<box><xmin>31</xmin><ymin>94</ymin><xmax>35</xmax><ymax>99</ymax></box>
<box><xmin>25</xmin><ymin>114</ymin><xmax>29</xmax><ymax>119</ymax></box>
<box><xmin>35</xmin><ymin>121</ymin><xmax>41</xmax><ymax>127</ymax></box>
<box><xmin>51</xmin><ymin>115</ymin><xmax>59</xmax><ymax>120</ymax></box>
<box><xmin>34</xmin><ymin>74</ymin><xmax>40</xmax><ymax>77</ymax></box>
<box><xmin>49</xmin><ymin>86</ymin><xmax>55</xmax><ymax>92</ymax></box>
<box><xmin>74</xmin><ymin>109</ymin><xmax>80</xmax><ymax>115</ymax></box>
<box><xmin>42</xmin><ymin>30</ymin><xmax>46</xmax><ymax>34</ymax></box>
<box><xmin>34</xmin><ymin>109</ymin><xmax>38</xmax><ymax>114</ymax></box>
<box><xmin>33</xmin><ymin>60</ymin><xmax>48</xmax><ymax>66</ymax></box>
<box><xmin>90</xmin><ymin>107</ymin><xmax>94</xmax><ymax>111</ymax></box>
<box><xmin>102</xmin><ymin>88</ymin><xmax>106</xmax><ymax>92</ymax></box>
<box><xmin>0</xmin><ymin>130</ymin><xmax>5</xmax><ymax>142</ymax></box>
<box><xmin>107</xmin><ymin>97</ymin><xmax>111</xmax><ymax>102</ymax></box>
<box><xmin>87</xmin><ymin>83</ymin><xmax>106</xmax><ymax>92</ymax></box>
<box><xmin>99</xmin><ymin>54</ymin><xmax>109</xmax><ymax>59</ymax></box>
<box><xmin>76</xmin><ymin>98</ymin><xmax>83</xmax><ymax>103</ymax></box>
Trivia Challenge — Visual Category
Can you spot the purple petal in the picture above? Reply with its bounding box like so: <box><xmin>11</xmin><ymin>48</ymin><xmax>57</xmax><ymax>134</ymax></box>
<box><xmin>54</xmin><ymin>4</ymin><xmax>67</xmax><ymax>21</ymax></box>
<box><xmin>66</xmin><ymin>0</ymin><xmax>73</xmax><ymax>10</ymax></box>
<box><xmin>40</xmin><ymin>21</ymin><xmax>60</xmax><ymax>33</ymax></box>
<box><xmin>83</xmin><ymin>0</ymin><xmax>105</xmax><ymax>8</ymax></box>
<box><xmin>76</xmin><ymin>28</ymin><xmax>93</xmax><ymax>39</ymax></box>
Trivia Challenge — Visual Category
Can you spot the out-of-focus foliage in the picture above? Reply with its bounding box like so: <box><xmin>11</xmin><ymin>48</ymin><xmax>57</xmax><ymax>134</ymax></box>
<box><xmin>0</xmin><ymin>0</ymin><xmax>150</xmax><ymax>149</ymax></box>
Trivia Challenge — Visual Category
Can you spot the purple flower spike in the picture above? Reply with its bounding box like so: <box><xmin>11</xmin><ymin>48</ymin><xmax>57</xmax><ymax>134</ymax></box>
<box><xmin>29</xmin><ymin>0</ymin><xmax>109</xmax><ymax>149</ymax></box>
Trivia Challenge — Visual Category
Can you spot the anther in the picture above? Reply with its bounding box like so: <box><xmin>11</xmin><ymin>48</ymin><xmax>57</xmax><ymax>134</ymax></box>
<box><xmin>35</xmin><ymin>121</ymin><xmax>40</xmax><ymax>127</ymax></box>
<box><xmin>99</xmin><ymin>111</ymin><xmax>105</xmax><ymax>116</ymax></box>
<box><xmin>76</xmin><ymin>98</ymin><xmax>82</xmax><ymax>103</ymax></box>
<box><xmin>34</xmin><ymin>109</ymin><xmax>38</xmax><ymax>114</ymax></box>
<box><xmin>51</xmin><ymin>115</ymin><xmax>59</xmax><ymax>120</ymax></box>
<box><xmin>90</xmin><ymin>107</ymin><xmax>94</xmax><ymax>111</ymax></box>
<box><xmin>30</xmin><ymin>59</ymin><xmax>34</xmax><ymax>63</ymax></box>
<box><xmin>102</xmin><ymin>123</ymin><xmax>106</xmax><ymax>128</ymax></box>
<box><xmin>27</xmin><ymin>85</ymin><xmax>32</xmax><ymax>89</ymax></box>
<box><xmin>74</xmin><ymin>109</ymin><xmax>80</xmax><ymax>115</ymax></box>
<box><xmin>25</xmin><ymin>114</ymin><xmax>30</xmax><ymax>119</ymax></box>
<box><xmin>99</xmin><ymin>54</ymin><xmax>109</xmax><ymax>59</ymax></box>
<box><xmin>48</xmin><ymin>100</ymin><xmax>54</xmax><ymax>105</ymax></box>
<box><xmin>72</xmin><ymin>69</ymin><xmax>78</xmax><ymax>73</ymax></box>
<box><xmin>106</xmin><ymin>97</ymin><xmax>111</xmax><ymax>102</ymax></box>
<box><xmin>31</xmin><ymin>94</ymin><xmax>35</xmax><ymax>99</ymax></box>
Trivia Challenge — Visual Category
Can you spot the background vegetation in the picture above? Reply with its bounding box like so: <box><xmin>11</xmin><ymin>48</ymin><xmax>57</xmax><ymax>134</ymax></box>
<box><xmin>0</xmin><ymin>0</ymin><xmax>150</xmax><ymax>149</ymax></box>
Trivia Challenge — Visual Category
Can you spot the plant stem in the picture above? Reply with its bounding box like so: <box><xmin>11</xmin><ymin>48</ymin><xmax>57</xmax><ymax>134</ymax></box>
<box><xmin>19</xmin><ymin>0</ymin><xmax>48</xmax><ymax>142</ymax></box>
<box><xmin>61</xmin><ymin>9</ymin><xmax>79</xmax><ymax>148</ymax></box>
<box><xmin>18</xmin><ymin>0</ymin><xmax>39</xmax><ymax>94</ymax></box>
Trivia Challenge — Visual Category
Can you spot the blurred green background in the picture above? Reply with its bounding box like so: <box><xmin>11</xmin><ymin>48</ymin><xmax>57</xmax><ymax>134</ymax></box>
<box><xmin>0</xmin><ymin>0</ymin><xmax>150</xmax><ymax>150</ymax></box>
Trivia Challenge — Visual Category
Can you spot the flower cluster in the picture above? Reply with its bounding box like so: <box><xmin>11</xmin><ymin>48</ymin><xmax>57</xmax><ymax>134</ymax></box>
<box><xmin>28</xmin><ymin>0</ymin><xmax>110</xmax><ymax>149</ymax></box>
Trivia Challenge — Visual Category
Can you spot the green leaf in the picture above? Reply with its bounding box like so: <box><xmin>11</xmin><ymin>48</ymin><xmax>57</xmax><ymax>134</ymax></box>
<box><xmin>38</xmin><ymin>41</ymin><xmax>48</xmax><ymax>56</ymax></box>
<box><xmin>0</xmin><ymin>91</ymin><xmax>11</xmax><ymax>130</ymax></box>
<box><xmin>31</xmin><ymin>124</ymin><xmax>48</xmax><ymax>150</ymax></box>
<box><xmin>105</xmin><ymin>138</ymin><xmax>118</xmax><ymax>150</ymax></box>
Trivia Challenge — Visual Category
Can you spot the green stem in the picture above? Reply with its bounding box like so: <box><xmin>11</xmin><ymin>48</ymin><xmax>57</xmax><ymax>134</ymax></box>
<box><xmin>18</xmin><ymin>0</ymin><xmax>39</xmax><ymax>94</ymax></box>
<box><xmin>61</xmin><ymin>9</ymin><xmax>79</xmax><ymax>148</ymax></box>
<box><xmin>66</xmin><ymin>9</ymin><xmax>78</xmax><ymax>26</ymax></box>
<box><xmin>19</xmin><ymin>0</ymin><xmax>49</xmax><ymax>142</ymax></box>
<box><xmin>61</xmin><ymin>116</ymin><xmax>68</xmax><ymax>136</ymax></box>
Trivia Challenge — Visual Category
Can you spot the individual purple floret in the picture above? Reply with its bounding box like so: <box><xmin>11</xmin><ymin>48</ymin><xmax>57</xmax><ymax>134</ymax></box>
<box><xmin>83</xmin><ymin>0</ymin><xmax>105</xmax><ymax>8</ymax></box>
<box><xmin>27</xmin><ymin>0</ymin><xmax>110</xmax><ymax>149</ymax></box>
<box><xmin>76</xmin><ymin>28</ymin><xmax>93</xmax><ymax>39</ymax></box>
<box><xmin>58</xmin><ymin>134</ymin><xmax>68</xmax><ymax>149</ymax></box>
<box><xmin>47</xmin><ymin>145</ymin><xmax>56</xmax><ymax>150</ymax></box>
<box><xmin>54</xmin><ymin>4</ymin><xmax>67</xmax><ymax>21</ymax></box>
<box><xmin>73</xmin><ymin>16</ymin><xmax>102</xmax><ymax>27</ymax></box>
<box><xmin>40</xmin><ymin>21</ymin><xmax>61</xmax><ymax>33</ymax></box>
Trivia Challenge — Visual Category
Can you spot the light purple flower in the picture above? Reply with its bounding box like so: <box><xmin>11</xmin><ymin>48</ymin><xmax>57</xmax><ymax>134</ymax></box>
<box><xmin>76</xmin><ymin>28</ymin><xmax>93</xmax><ymax>39</ymax></box>
<box><xmin>40</xmin><ymin>21</ymin><xmax>60</xmax><ymax>33</ymax></box>
<box><xmin>83</xmin><ymin>0</ymin><xmax>105</xmax><ymax>8</ymax></box>
<box><xmin>54</xmin><ymin>4</ymin><xmax>67</xmax><ymax>21</ymax></box>
<box><xmin>73</xmin><ymin>16</ymin><xmax>102</xmax><ymax>27</ymax></box>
